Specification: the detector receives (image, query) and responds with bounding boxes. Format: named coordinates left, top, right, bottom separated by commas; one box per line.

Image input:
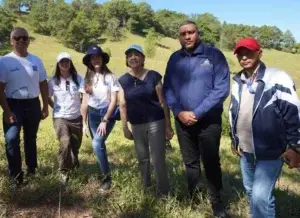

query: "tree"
left=106, top=17, right=124, bottom=41
left=2, top=0, right=21, bottom=12
left=47, top=0, right=75, bottom=39
left=27, top=0, right=50, bottom=35
left=282, top=30, right=296, bottom=48
left=0, top=8, right=16, bottom=55
left=193, top=13, right=221, bottom=45
left=155, top=9, right=188, bottom=38
left=144, top=28, right=160, bottom=58
left=63, top=11, right=103, bottom=52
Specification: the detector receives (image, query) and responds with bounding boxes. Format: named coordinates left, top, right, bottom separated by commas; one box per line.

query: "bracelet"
left=102, top=119, right=108, bottom=123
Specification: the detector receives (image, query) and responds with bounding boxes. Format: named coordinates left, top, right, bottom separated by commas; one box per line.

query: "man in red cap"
left=229, top=37, right=300, bottom=218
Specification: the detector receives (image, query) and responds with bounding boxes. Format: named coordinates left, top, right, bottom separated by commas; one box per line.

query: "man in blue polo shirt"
left=163, top=20, right=230, bottom=217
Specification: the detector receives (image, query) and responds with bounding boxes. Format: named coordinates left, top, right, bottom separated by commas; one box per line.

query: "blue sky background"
left=3, top=0, right=299, bottom=42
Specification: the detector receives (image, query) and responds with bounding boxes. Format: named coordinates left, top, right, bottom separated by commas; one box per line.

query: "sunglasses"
left=12, top=36, right=29, bottom=41
left=66, top=80, right=70, bottom=91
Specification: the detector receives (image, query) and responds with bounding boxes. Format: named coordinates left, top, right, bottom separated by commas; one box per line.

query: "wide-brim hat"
left=82, top=45, right=110, bottom=66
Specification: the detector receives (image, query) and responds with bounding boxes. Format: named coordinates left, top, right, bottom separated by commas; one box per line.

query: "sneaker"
left=25, top=168, right=35, bottom=177
left=60, top=172, right=69, bottom=185
left=10, top=171, right=24, bottom=190
left=99, top=176, right=112, bottom=192
left=212, top=202, right=227, bottom=218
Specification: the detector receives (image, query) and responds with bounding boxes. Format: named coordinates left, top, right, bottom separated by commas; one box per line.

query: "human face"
left=236, top=47, right=262, bottom=70
left=10, top=29, right=30, bottom=53
left=90, top=54, right=103, bottom=70
left=58, top=58, right=71, bottom=75
left=179, top=24, right=199, bottom=50
left=126, top=50, right=145, bottom=69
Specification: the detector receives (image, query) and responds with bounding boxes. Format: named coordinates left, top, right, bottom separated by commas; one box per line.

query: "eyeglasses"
left=66, top=81, right=70, bottom=91
left=11, top=36, right=29, bottom=41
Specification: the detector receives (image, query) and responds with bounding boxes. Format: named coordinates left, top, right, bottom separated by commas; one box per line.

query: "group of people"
left=0, top=21, right=299, bottom=218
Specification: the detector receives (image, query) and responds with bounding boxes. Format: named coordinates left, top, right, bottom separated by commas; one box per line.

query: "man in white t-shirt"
left=0, top=27, right=49, bottom=187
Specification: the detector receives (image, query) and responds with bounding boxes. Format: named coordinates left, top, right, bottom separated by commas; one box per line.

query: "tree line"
left=1, top=0, right=300, bottom=55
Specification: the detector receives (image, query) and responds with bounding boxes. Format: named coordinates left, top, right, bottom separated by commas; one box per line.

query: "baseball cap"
left=125, top=44, right=144, bottom=56
left=234, top=38, right=261, bottom=54
left=57, top=52, right=72, bottom=63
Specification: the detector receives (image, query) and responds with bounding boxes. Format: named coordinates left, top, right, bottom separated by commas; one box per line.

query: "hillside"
left=0, top=23, right=299, bottom=217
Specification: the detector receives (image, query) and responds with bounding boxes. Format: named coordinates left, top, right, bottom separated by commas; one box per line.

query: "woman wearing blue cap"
left=118, top=44, right=173, bottom=197
left=48, top=52, right=83, bottom=184
left=80, top=45, right=119, bottom=192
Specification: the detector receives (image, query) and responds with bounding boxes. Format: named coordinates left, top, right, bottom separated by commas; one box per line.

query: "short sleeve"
left=78, top=75, right=86, bottom=93
left=152, top=70, right=162, bottom=85
left=38, top=58, right=47, bottom=82
left=48, top=78, right=54, bottom=97
left=0, top=58, right=7, bottom=83
left=110, top=74, right=119, bottom=92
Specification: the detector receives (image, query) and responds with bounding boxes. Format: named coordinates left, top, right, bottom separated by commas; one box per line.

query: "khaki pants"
left=53, top=116, right=83, bottom=172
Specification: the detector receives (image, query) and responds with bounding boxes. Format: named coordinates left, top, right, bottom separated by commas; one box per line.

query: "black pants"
left=175, top=109, right=223, bottom=204
left=3, top=98, right=41, bottom=178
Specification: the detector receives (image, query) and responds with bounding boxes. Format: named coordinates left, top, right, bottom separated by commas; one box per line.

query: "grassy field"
left=0, top=22, right=300, bottom=218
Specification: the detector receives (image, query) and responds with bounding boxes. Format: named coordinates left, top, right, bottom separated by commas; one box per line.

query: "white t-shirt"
left=48, top=75, right=83, bottom=120
left=0, top=52, right=47, bottom=99
left=79, top=73, right=119, bottom=109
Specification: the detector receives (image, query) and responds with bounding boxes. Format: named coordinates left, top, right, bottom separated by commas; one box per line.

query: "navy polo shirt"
left=118, top=70, right=165, bottom=124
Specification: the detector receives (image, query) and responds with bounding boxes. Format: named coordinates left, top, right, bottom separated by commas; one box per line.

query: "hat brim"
left=83, top=52, right=110, bottom=66
left=125, top=48, right=144, bottom=56
left=234, top=45, right=259, bottom=54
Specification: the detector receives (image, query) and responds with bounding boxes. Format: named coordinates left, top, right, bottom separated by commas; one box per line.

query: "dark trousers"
left=175, top=109, right=223, bottom=204
left=53, top=116, right=83, bottom=172
left=3, top=98, right=41, bottom=178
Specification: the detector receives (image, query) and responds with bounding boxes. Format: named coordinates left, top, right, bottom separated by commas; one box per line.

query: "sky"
left=95, top=0, right=300, bottom=42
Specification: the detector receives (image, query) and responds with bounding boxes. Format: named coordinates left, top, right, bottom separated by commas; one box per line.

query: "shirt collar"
left=179, top=41, right=204, bottom=56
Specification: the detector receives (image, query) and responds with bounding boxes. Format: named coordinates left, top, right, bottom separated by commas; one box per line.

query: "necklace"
left=131, top=69, right=146, bottom=88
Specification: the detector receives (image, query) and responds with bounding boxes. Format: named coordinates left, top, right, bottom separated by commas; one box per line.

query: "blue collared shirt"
left=163, top=42, right=230, bottom=119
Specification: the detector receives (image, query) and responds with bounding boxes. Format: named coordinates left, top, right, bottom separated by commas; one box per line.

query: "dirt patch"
left=5, top=205, right=92, bottom=218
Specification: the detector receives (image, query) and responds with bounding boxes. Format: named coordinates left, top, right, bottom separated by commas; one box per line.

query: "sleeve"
left=276, top=73, right=300, bottom=150
left=0, top=59, right=7, bottom=83
left=193, top=49, right=230, bottom=119
left=110, top=73, right=119, bottom=92
left=78, top=76, right=86, bottom=94
left=162, top=55, right=182, bottom=117
left=152, top=70, right=162, bottom=85
left=38, top=58, right=48, bottom=82
left=48, top=79, right=54, bottom=97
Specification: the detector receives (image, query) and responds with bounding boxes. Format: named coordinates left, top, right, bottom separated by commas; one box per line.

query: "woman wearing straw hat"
left=48, top=52, right=83, bottom=184
left=80, top=45, right=119, bottom=192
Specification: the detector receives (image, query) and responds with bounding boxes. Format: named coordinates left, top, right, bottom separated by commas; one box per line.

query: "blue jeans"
left=240, top=152, right=283, bottom=218
left=3, top=98, right=41, bottom=178
left=88, top=106, right=115, bottom=176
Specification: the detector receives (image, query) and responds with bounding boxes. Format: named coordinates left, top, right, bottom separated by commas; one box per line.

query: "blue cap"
left=125, top=44, right=144, bottom=56
left=82, top=45, right=110, bottom=66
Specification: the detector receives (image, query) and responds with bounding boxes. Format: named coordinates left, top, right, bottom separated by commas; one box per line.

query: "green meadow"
left=0, top=23, right=300, bottom=218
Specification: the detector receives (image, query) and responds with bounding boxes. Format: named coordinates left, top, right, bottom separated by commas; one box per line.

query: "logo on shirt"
left=72, top=86, right=78, bottom=91
left=32, top=65, right=38, bottom=71
left=9, top=67, right=20, bottom=72
left=200, top=59, right=212, bottom=67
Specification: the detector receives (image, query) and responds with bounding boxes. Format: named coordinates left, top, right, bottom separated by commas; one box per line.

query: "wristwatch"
left=102, top=119, right=108, bottom=123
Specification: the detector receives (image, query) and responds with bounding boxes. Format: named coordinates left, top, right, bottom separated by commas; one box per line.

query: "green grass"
left=0, top=21, right=300, bottom=217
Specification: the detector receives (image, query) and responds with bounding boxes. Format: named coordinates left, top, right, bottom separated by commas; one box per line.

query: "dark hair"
left=54, top=61, right=79, bottom=87
left=10, top=27, right=29, bottom=38
left=84, top=57, right=112, bottom=94
left=179, top=20, right=200, bottom=34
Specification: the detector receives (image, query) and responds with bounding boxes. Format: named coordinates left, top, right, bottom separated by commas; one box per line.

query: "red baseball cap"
left=234, top=37, right=261, bottom=54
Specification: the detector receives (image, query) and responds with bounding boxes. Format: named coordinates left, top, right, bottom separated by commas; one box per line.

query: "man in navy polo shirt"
left=163, top=20, right=230, bottom=217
